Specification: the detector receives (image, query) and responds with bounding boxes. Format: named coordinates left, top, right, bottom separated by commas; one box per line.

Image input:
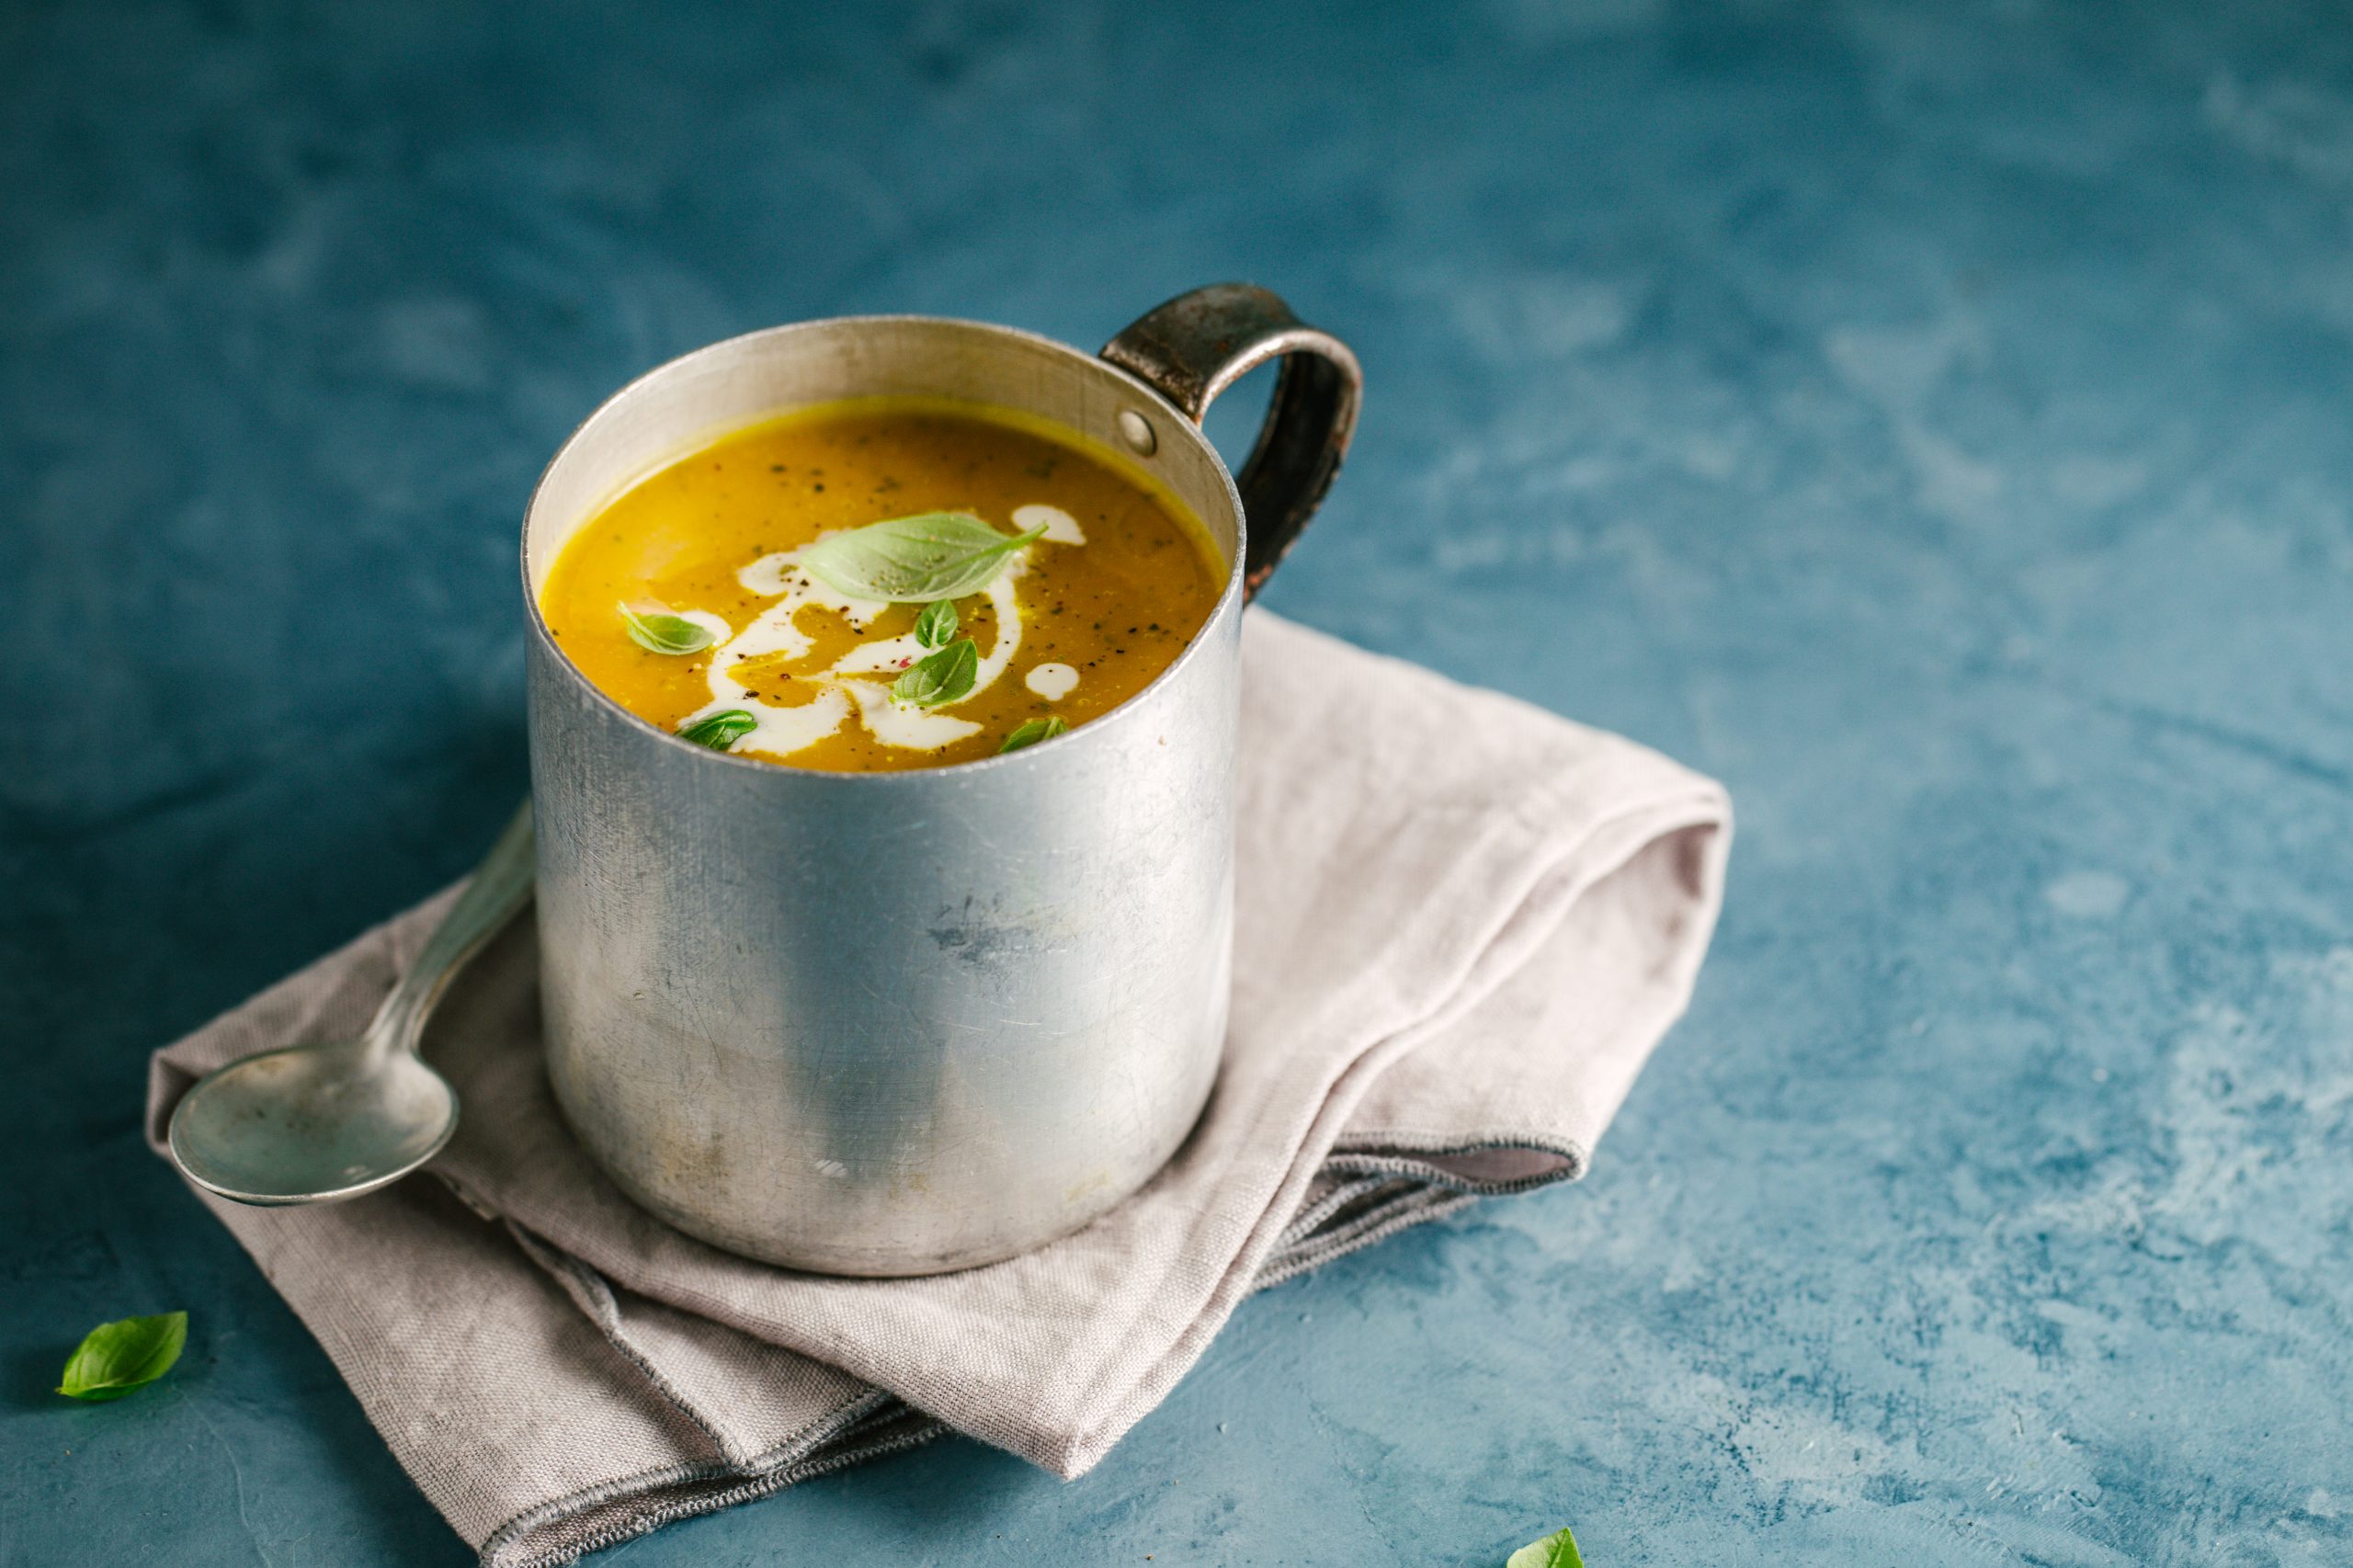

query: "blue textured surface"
left=6, top=1, right=2351, bottom=1562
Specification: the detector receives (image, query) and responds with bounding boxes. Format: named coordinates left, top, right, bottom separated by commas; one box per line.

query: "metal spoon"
left=168, top=803, right=535, bottom=1206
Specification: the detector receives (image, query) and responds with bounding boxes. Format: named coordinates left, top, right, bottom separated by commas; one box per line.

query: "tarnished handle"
left=1101, top=283, right=1361, bottom=597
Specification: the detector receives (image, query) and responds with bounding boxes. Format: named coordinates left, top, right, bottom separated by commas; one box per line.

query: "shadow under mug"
left=521, top=284, right=1360, bottom=1275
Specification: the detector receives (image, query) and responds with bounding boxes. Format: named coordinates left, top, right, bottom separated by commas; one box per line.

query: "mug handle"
left=1101, top=283, right=1362, bottom=598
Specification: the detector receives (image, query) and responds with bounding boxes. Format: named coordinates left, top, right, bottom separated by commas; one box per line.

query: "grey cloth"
left=145, top=611, right=1732, bottom=1566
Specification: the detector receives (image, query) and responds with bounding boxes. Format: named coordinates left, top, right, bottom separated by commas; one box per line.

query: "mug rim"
left=518, top=312, right=1249, bottom=785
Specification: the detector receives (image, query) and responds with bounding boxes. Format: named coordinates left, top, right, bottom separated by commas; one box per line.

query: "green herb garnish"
left=914, top=597, right=960, bottom=649
left=1506, top=1528, right=1584, bottom=1568
left=618, top=602, right=717, bottom=656
left=58, top=1312, right=187, bottom=1402
left=892, top=638, right=979, bottom=708
left=800, top=513, right=1046, bottom=603
left=677, top=710, right=756, bottom=750
left=998, top=716, right=1069, bottom=753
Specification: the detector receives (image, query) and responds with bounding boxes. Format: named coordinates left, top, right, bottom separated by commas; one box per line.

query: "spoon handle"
left=366, top=801, right=537, bottom=1056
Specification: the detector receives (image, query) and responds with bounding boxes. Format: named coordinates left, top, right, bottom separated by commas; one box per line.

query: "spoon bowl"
left=165, top=804, right=535, bottom=1207
left=169, top=1040, right=460, bottom=1205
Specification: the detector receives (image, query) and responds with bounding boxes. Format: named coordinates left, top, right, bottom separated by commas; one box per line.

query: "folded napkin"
left=146, top=610, right=1730, bottom=1566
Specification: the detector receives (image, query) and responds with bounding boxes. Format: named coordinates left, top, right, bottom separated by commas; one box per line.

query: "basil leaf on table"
left=677, top=710, right=757, bottom=750
left=617, top=603, right=717, bottom=655
left=1506, top=1528, right=1585, bottom=1568
left=998, top=716, right=1069, bottom=753
left=801, top=513, right=1046, bottom=603
left=58, top=1312, right=187, bottom=1401
left=892, top=638, right=979, bottom=708
left=914, top=597, right=960, bottom=649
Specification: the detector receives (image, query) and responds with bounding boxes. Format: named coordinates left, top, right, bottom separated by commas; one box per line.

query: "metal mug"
left=521, top=284, right=1360, bottom=1275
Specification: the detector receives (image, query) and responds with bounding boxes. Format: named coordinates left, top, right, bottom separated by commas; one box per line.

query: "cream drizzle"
left=1026, top=662, right=1079, bottom=700
left=676, top=530, right=1049, bottom=759
left=1014, top=504, right=1085, bottom=544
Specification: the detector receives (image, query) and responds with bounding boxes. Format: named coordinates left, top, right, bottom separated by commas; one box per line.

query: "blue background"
left=6, top=1, right=2351, bottom=1562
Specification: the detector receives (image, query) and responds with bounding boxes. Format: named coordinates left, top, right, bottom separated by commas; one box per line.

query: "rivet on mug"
left=1117, top=408, right=1157, bottom=455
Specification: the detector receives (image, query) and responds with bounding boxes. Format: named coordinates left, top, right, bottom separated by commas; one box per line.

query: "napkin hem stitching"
left=476, top=1388, right=935, bottom=1568
left=1322, top=1135, right=1591, bottom=1195
left=1256, top=1187, right=1480, bottom=1290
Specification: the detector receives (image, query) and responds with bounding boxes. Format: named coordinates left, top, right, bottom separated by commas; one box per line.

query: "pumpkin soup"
left=539, top=397, right=1224, bottom=771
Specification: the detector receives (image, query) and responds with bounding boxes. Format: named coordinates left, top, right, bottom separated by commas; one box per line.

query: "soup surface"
left=540, top=398, right=1226, bottom=771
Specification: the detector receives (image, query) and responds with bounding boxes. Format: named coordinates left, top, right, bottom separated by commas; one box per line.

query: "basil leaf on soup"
left=58, top=1312, right=188, bottom=1402
left=677, top=710, right=756, bottom=750
left=914, top=597, right=960, bottom=649
left=999, top=716, right=1069, bottom=753
left=801, top=513, right=1047, bottom=603
left=1506, top=1528, right=1585, bottom=1568
left=617, top=602, right=717, bottom=656
left=893, top=637, right=979, bottom=708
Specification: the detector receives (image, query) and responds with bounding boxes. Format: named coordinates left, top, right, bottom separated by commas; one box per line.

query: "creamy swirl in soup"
left=539, top=398, right=1225, bottom=772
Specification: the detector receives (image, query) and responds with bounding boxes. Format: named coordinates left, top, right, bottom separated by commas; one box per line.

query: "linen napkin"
left=145, top=610, right=1731, bottom=1566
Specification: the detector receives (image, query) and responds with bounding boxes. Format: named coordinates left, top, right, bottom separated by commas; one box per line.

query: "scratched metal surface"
left=5, top=1, right=2350, bottom=1563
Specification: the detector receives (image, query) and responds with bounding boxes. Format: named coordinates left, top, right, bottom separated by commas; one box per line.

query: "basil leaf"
left=1506, top=1528, right=1584, bottom=1568
left=618, top=602, right=716, bottom=656
left=801, top=513, right=1047, bottom=603
left=892, top=637, right=979, bottom=707
left=58, top=1312, right=187, bottom=1402
left=914, top=597, right=959, bottom=649
left=998, top=716, right=1069, bottom=753
left=677, top=710, right=756, bottom=750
